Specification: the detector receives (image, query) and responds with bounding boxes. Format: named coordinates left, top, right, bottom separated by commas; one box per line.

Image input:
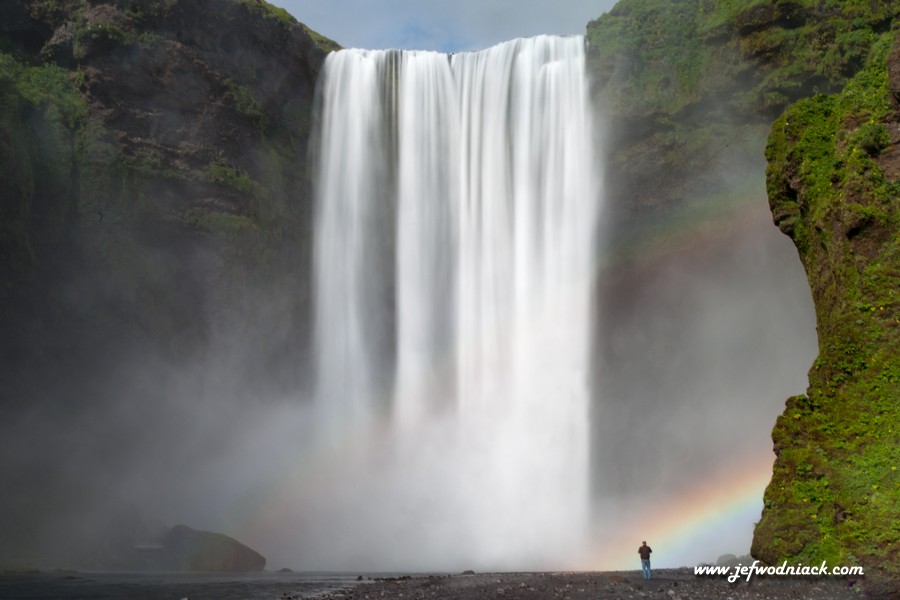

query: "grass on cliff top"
left=235, top=0, right=295, bottom=25
left=587, top=0, right=899, bottom=116
left=587, top=0, right=711, bottom=112
left=233, top=0, right=340, bottom=51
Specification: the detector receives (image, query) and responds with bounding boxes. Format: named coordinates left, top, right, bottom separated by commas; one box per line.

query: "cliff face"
left=158, top=524, right=266, bottom=571
left=752, top=33, right=899, bottom=577
left=587, top=0, right=896, bottom=227
left=1, top=0, right=335, bottom=402
left=2, top=0, right=897, bottom=577
left=0, top=0, right=335, bottom=568
left=585, top=0, right=898, bottom=576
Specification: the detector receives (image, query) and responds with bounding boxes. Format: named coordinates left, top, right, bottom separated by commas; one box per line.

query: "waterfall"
left=310, top=35, right=599, bottom=570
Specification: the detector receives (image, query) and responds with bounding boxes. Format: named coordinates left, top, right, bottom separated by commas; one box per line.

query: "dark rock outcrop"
left=159, top=524, right=266, bottom=572
left=108, top=523, right=266, bottom=572
left=0, top=0, right=335, bottom=568
left=1, top=0, right=336, bottom=401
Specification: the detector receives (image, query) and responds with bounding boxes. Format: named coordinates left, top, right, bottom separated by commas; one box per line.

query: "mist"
left=3, top=174, right=814, bottom=572
left=0, top=21, right=819, bottom=577
left=588, top=111, right=818, bottom=567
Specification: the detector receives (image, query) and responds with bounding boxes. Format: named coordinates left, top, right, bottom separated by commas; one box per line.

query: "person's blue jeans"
left=641, top=559, right=651, bottom=580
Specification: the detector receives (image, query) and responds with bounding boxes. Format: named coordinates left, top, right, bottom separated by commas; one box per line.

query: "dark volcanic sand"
left=315, top=569, right=896, bottom=600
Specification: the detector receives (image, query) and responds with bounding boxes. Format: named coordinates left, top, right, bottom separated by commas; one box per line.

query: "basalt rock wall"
left=2, top=0, right=898, bottom=577
left=0, top=0, right=335, bottom=568
left=1, top=0, right=336, bottom=407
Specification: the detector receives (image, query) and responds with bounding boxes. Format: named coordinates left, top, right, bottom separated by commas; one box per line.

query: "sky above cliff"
left=274, top=0, right=616, bottom=52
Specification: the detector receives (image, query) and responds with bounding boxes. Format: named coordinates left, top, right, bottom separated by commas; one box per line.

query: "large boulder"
left=159, top=524, right=266, bottom=572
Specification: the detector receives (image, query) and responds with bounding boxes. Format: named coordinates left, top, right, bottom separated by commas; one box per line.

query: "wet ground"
left=2, top=568, right=894, bottom=600
left=317, top=568, right=895, bottom=600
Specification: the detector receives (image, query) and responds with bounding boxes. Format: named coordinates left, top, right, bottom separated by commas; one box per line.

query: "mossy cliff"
left=1, top=0, right=336, bottom=404
left=585, top=0, right=898, bottom=578
left=751, top=34, right=900, bottom=577
left=587, top=0, right=896, bottom=227
left=0, top=0, right=335, bottom=567
left=2, top=0, right=898, bottom=577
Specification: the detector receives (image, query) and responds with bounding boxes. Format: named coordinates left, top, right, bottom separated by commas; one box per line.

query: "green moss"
left=121, top=145, right=187, bottom=182
left=203, top=158, right=261, bottom=197
left=3, top=55, right=86, bottom=126
left=235, top=0, right=296, bottom=26
left=0, top=51, right=86, bottom=299
left=589, top=0, right=900, bottom=119
left=122, top=0, right=179, bottom=23
left=753, top=31, right=900, bottom=577
left=223, top=79, right=267, bottom=130
left=587, top=0, right=714, bottom=113
left=696, top=0, right=768, bottom=35
left=27, top=0, right=85, bottom=28
left=73, top=22, right=127, bottom=60
left=302, top=25, right=341, bottom=53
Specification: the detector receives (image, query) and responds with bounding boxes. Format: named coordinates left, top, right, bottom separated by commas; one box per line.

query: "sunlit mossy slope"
left=753, top=34, right=899, bottom=577
left=587, top=0, right=899, bottom=577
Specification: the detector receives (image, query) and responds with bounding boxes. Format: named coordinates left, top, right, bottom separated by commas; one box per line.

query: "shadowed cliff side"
left=752, top=31, right=900, bottom=579
left=0, top=0, right=336, bottom=569
left=1, top=0, right=336, bottom=401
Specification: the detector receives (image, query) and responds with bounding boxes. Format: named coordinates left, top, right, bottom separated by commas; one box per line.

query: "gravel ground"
left=313, top=568, right=897, bottom=600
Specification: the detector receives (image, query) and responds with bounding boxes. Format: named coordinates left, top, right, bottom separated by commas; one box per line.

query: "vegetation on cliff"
left=587, top=0, right=898, bottom=228
left=0, top=0, right=336, bottom=568
left=753, top=32, right=899, bottom=577
left=586, top=1, right=899, bottom=577
left=589, top=0, right=894, bottom=116
left=2, top=0, right=897, bottom=578
left=1, top=0, right=336, bottom=395
left=0, top=51, right=84, bottom=301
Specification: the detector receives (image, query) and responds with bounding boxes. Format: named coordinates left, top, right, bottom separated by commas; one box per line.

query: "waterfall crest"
left=311, top=35, right=600, bottom=570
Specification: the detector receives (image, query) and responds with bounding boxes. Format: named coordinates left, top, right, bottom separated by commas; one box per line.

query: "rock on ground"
left=313, top=568, right=895, bottom=600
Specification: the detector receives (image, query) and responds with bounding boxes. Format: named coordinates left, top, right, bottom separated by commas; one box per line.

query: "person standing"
left=638, top=541, right=653, bottom=580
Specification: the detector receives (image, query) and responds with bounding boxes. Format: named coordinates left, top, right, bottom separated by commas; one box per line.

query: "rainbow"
left=234, top=424, right=776, bottom=571
left=584, top=453, right=775, bottom=571
left=221, top=172, right=788, bottom=572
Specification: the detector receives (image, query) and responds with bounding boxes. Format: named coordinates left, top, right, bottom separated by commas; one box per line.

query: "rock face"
left=1, top=0, right=336, bottom=404
left=100, top=523, right=266, bottom=572
left=586, top=1, right=898, bottom=577
left=0, top=0, right=334, bottom=568
left=1, top=0, right=898, bottom=579
left=159, top=524, right=266, bottom=572
left=586, top=0, right=896, bottom=228
left=752, top=32, right=900, bottom=578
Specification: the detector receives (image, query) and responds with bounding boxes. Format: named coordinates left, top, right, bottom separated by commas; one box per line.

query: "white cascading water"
left=310, top=35, right=599, bottom=570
